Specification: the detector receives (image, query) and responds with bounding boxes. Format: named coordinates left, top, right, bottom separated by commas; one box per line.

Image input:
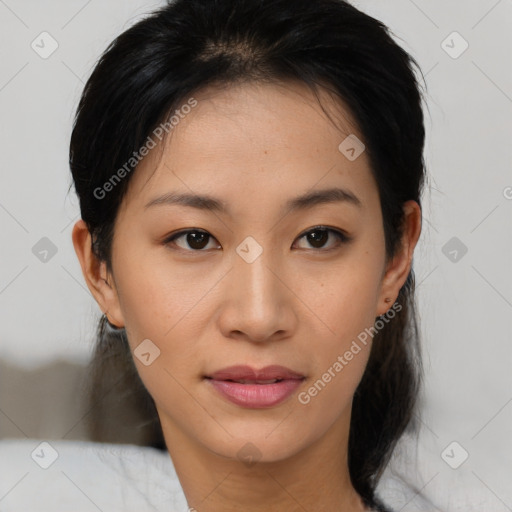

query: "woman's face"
left=94, top=81, right=415, bottom=462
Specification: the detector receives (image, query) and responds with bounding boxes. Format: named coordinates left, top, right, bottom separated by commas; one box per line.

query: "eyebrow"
left=144, top=187, right=362, bottom=215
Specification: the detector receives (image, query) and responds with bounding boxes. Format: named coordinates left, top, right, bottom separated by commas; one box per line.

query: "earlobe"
left=71, top=219, right=125, bottom=328
left=377, top=200, right=422, bottom=316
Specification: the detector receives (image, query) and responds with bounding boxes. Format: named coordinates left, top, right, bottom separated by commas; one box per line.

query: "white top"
left=0, top=434, right=506, bottom=511
left=0, top=439, right=189, bottom=512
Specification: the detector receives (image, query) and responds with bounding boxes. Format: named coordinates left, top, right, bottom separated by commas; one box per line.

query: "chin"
left=198, top=422, right=317, bottom=465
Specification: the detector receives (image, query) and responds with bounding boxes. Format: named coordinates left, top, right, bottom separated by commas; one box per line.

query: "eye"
left=163, top=226, right=350, bottom=253
left=164, top=229, right=220, bottom=251
left=294, top=226, right=350, bottom=251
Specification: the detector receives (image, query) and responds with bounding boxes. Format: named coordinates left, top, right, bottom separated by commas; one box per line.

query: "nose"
left=217, top=243, right=297, bottom=343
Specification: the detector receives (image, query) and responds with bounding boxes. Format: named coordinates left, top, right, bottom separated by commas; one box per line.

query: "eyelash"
left=163, top=226, right=351, bottom=253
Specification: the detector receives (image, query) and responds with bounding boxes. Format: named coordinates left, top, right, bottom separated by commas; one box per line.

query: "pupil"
left=308, top=229, right=327, bottom=248
left=188, top=232, right=208, bottom=249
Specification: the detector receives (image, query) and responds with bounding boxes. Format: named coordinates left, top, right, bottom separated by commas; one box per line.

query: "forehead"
left=167, top=80, right=361, bottom=157
left=120, top=80, right=376, bottom=215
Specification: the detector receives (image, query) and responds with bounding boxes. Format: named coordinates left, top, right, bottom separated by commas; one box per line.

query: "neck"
left=159, top=413, right=368, bottom=512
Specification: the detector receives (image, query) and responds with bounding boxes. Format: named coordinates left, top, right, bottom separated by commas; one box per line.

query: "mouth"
left=205, top=364, right=305, bottom=382
left=204, top=365, right=306, bottom=408
left=207, top=378, right=286, bottom=384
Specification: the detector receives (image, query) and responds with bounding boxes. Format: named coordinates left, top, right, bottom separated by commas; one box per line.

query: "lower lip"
left=207, top=379, right=304, bottom=408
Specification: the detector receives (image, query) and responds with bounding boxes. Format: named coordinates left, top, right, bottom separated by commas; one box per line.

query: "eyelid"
left=296, top=225, right=350, bottom=241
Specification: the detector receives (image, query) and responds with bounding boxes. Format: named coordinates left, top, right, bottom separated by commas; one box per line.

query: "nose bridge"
left=219, top=236, right=293, bottom=341
left=234, top=237, right=281, bottom=314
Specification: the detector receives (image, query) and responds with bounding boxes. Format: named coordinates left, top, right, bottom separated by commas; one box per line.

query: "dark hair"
left=69, top=0, right=427, bottom=509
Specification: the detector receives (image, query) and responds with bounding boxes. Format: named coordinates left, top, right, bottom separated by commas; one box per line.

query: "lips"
left=204, top=365, right=306, bottom=408
left=206, top=365, right=305, bottom=382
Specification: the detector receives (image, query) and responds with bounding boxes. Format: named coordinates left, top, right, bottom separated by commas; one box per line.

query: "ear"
left=71, top=219, right=125, bottom=328
left=376, top=200, right=422, bottom=317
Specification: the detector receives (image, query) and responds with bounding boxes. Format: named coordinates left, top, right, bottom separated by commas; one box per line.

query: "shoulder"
left=0, top=438, right=189, bottom=512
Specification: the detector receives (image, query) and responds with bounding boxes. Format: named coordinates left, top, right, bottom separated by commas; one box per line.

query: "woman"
left=70, top=0, right=426, bottom=510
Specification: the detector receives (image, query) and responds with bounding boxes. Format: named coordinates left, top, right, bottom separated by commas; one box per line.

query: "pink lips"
left=205, top=365, right=305, bottom=408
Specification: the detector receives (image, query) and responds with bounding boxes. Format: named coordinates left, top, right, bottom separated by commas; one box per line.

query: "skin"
left=73, top=80, right=422, bottom=512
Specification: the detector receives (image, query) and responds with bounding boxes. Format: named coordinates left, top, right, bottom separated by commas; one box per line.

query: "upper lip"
left=206, top=365, right=305, bottom=381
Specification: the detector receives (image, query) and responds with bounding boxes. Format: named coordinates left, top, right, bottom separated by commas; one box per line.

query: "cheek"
left=113, top=248, right=213, bottom=343
left=298, top=347, right=370, bottom=416
left=112, top=251, right=223, bottom=401
left=296, top=273, right=377, bottom=417
left=297, top=249, right=383, bottom=393
left=114, top=258, right=208, bottom=415
left=301, top=254, right=384, bottom=344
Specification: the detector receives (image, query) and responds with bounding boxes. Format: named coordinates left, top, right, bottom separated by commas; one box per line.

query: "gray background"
left=0, top=0, right=511, bottom=509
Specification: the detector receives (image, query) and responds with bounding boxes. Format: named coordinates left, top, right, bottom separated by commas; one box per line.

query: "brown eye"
left=294, top=227, right=350, bottom=251
left=164, top=230, right=220, bottom=251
